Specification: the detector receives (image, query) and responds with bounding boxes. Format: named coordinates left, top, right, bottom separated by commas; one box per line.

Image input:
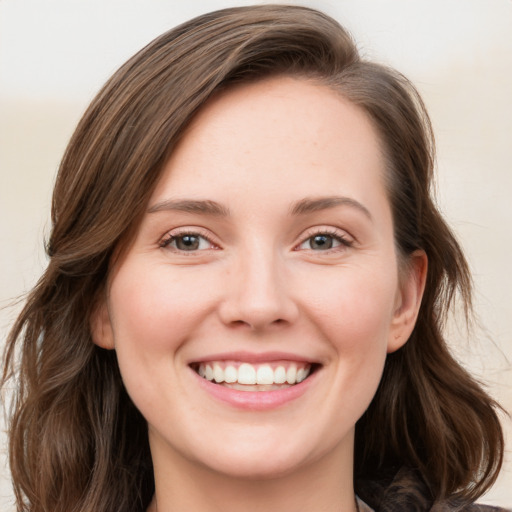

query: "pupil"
left=177, top=235, right=199, bottom=251
left=311, top=235, right=333, bottom=250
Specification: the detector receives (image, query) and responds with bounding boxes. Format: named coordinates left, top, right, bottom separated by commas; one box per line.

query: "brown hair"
left=2, top=5, right=504, bottom=512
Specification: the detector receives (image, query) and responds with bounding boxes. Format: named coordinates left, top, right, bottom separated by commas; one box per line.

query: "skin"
left=92, top=76, right=427, bottom=512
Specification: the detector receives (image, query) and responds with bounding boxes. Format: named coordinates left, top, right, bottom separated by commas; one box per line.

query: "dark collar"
left=355, top=467, right=510, bottom=512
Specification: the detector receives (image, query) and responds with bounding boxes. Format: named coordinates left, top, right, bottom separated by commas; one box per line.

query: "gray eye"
left=309, top=234, right=335, bottom=250
left=162, top=231, right=214, bottom=252
left=175, top=235, right=201, bottom=251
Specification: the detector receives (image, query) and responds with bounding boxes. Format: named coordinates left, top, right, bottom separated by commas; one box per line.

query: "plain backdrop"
left=1, top=0, right=511, bottom=509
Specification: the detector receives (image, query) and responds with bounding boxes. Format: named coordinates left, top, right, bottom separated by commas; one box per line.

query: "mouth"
left=190, top=361, right=317, bottom=392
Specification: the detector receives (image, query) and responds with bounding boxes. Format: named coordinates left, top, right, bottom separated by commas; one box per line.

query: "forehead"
left=151, top=76, right=387, bottom=209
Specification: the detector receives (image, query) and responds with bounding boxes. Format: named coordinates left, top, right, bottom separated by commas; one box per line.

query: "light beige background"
left=1, top=0, right=511, bottom=509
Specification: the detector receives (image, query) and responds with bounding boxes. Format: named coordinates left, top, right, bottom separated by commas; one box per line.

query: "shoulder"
left=355, top=467, right=510, bottom=512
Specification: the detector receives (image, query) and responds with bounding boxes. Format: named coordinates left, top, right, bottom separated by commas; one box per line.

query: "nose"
left=218, top=247, right=299, bottom=331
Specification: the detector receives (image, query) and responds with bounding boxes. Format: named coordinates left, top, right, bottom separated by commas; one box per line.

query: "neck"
left=148, top=439, right=357, bottom=512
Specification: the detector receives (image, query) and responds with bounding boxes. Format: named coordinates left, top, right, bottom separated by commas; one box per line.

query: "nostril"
left=230, top=319, right=252, bottom=328
left=217, top=273, right=300, bottom=329
left=227, top=318, right=288, bottom=330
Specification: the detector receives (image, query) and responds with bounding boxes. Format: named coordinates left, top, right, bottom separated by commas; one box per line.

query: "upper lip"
left=188, top=351, right=320, bottom=365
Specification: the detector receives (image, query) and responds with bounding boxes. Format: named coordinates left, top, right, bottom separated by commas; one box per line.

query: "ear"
left=388, top=250, right=428, bottom=353
left=90, top=294, right=115, bottom=350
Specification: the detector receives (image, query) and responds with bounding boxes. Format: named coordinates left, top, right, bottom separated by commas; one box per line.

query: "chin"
left=187, top=427, right=336, bottom=481
left=204, top=451, right=309, bottom=481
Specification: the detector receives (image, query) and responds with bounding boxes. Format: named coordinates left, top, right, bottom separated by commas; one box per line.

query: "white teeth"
left=196, top=362, right=312, bottom=387
left=238, top=363, right=257, bottom=384
left=224, top=365, right=237, bottom=383
left=256, top=365, right=274, bottom=385
left=213, top=363, right=224, bottom=383
left=274, top=366, right=287, bottom=384
left=286, top=366, right=297, bottom=384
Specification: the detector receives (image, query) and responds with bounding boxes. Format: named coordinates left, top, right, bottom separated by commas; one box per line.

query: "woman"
left=2, top=5, right=508, bottom=512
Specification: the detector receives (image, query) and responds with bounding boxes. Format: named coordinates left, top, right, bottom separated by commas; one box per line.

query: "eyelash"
left=159, top=228, right=353, bottom=254
left=159, top=229, right=217, bottom=253
left=295, top=228, right=354, bottom=253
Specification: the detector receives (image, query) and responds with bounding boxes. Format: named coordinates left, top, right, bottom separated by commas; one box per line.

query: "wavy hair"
left=2, top=5, right=504, bottom=512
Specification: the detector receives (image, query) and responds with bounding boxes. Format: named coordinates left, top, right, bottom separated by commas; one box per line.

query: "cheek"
left=106, top=261, right=221, bottom=415
left=322, top=277, right=394, bottom=420
left=300, top=263, right=397, bottom=411
left=303, top=263, right=398, bottom=354
left=109, top=262, right=218, bottom=353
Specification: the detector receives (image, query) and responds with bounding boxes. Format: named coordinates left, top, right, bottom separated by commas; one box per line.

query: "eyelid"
left=294, top=226, right=354, bottom=251
left=159, top=226, right=220, bottom=251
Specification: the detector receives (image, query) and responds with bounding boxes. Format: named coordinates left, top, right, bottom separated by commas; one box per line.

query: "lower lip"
left=192, top=369, right=316, bottom=411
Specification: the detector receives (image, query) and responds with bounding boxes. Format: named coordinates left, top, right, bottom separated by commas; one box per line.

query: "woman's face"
left=93, top=76, right=425, bottom=480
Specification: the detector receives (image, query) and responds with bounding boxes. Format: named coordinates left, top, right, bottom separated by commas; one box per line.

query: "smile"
left=192, top=361, right=313, bottom=391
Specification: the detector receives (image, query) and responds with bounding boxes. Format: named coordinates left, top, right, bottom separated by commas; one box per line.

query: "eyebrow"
left=147, top=199, right=230, bottom=216
left=290, top=196, right=373, bottom=220
left=147, top=195, right=371, bottom=220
